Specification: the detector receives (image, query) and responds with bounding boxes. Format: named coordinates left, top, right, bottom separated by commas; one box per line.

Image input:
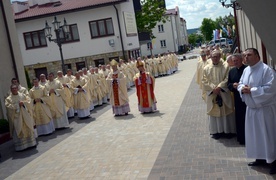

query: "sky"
left=166, top=0, right=233, bottom=29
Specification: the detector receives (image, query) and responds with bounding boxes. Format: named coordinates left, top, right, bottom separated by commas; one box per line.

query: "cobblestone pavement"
left=1, top=50, right=275, bottom=179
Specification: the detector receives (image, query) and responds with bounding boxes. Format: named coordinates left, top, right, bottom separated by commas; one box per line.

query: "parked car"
left=227, top=39, right=233, bottom=45
left=208, top=38, right=228, bottom=48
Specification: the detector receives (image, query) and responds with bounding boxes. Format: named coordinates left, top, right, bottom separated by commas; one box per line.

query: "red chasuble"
left=135, top=72, right=155, bottom=108
left=112, top=74, right=120, bottom=106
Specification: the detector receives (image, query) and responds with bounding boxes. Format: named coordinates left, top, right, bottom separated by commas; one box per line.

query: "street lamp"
left=219, top=0, right=241, bottom=9
left=44, top=16, right=70, bottom=75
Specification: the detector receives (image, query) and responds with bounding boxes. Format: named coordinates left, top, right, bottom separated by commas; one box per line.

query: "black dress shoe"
left=211, top=133, right=221, bottom=140
left=270, top=167, right=276, bottom=174
left=224, top=133, right=235, bottom=139
left=269, top=160, right=276, bottom=174
left=239, top=141, right=245, bottom=145
left=248, top=159, right=267, bottom=166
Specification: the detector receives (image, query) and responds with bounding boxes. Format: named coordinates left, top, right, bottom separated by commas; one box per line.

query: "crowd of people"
left=196, top=45, right=276, bottom=174
left=4, top=53, right=179, bottom=153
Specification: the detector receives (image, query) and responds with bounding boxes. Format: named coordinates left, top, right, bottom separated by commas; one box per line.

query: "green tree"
left=135, top=0, right=167, bottom=39
left=188, top=33, right=204, bottom=46
left=214, top=14, right=235, bottom=38
left=200, top=18, right=216, bottom=41
left=24, top=68, right=32, bottom=89
left=188, top=33, right=197, bottom=45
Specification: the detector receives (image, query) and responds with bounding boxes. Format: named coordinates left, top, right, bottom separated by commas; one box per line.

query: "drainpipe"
left=0, top=0, right=19, bottom=79
left=113, top=4, right=126, bottom=60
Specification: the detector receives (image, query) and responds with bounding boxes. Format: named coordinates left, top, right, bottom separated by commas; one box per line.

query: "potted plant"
left=0, top=119, right=9, bottom=134
left=0, top=119, right=10, bottom=145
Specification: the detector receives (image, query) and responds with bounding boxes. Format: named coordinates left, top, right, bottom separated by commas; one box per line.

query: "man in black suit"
left=227, top=53, right=247, bottom=145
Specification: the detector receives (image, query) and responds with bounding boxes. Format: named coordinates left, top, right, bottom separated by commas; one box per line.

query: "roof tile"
left=14, top=0, right=124, bottom=20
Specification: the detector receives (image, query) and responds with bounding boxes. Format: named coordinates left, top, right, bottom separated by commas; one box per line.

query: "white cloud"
left=166, top=0, right=233, bottom=29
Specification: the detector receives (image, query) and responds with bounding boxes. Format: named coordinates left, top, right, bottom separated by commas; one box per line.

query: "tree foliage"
left=200, top=14, right=236, bottom=42
left=24, top=68, right=32, bottom=89
left=214, top=15, right=235, bottom=29
left=188, top=33, right=204, bottom=46
left=188, top=34, right=197, bottom=45
left=135, top=0, right=167, bottom=39
left=200, top=18, right=215, bottom=42
left=214, top=15, right=235, bottom=38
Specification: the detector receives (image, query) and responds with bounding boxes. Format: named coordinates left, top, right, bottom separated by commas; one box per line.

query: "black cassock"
left=227, top=65, right=247, bottom=144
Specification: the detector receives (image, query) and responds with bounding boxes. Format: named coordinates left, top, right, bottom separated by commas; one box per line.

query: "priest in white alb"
left=238, top=48, right=276, bottom=174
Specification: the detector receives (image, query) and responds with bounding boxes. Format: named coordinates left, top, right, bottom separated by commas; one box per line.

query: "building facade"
left=140, top=6, right=188, bottom=57
left=0, top=0, right=27, bottom=119
left=234, top=0, right=276, bottom=69
left=13, top=0, right=140, bottom=79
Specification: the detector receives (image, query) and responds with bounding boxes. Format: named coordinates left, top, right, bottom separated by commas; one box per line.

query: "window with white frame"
left=89, top=18, right=114, bottom=38
left=147, top=42, right=152, bottom=50
left=23, top=30, right=47, bottom=49
left=158, top=24, right=164, bottom=32
left=160, top=40, right=166, bottom=48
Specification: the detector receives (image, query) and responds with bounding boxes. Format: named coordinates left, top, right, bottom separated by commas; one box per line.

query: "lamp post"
left=219, top=0, right=241, bottom=52
left=44, top=16, right=70, bottom=75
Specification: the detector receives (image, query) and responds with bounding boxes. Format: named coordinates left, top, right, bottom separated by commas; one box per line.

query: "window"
left=24, top=30, right=47, bottom=49
left=215, top=39, right=220, bottom=43
left=129, top=49, right=140, bottom=59
left=89, top=18, right=114, bottom=38
left=60, top=24, right=80, bottom=43
left=158, top=25, right=164, bottom=32
left=109, top=57, right=119, bottom=62
left=64, top=64, right=72, bottom=72
left=160, top=40, right=166, bottom=48
left=94, top=59, right=105, bottom=67
left=76, top=62, right=86, bottom=71
left=34, top=67, right=48, bottom=79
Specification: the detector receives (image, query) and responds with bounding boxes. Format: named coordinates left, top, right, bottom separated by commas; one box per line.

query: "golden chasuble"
left=29, top=86, right=52, bottom=125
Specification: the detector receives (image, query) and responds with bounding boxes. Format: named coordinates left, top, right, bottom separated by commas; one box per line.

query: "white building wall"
left=0, top=0, right=26, bottom=119
left=236, top=9, right=274, bottom=67
left=140, top=6, right=188, bottom=58
left=116, top=2, right=140, bottom=51
left=180, top=19, right=188, bottom=45
left=236, top=0, right=276, bottom=68
left=237, top=10, right=263, bottom=58
left=140, top=43, right=150, bottom=58
left=140, top=13, right=183, bottom=57
left=174, top=7, right=181, bottom=48
left=183, top=21, right=188, bottom=44
left=179, top=21, right=184, bottom=45
left=16, top=1, right=139, bottom=66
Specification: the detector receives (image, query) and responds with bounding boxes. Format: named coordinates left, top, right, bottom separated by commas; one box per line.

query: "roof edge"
left=14, top=0, right=127, bottom=23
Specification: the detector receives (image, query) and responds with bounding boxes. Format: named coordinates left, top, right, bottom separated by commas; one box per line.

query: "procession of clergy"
left=4, top=53, right=179, bottom=152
